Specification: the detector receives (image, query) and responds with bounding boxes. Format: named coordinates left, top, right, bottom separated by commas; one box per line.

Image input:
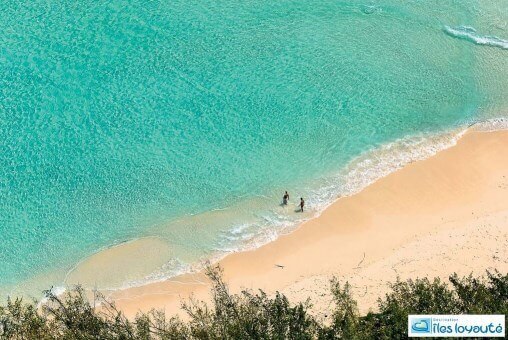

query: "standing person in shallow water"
left=300, top=197, right=305, bottom=212
left=283, top=191, right=289, bottom=205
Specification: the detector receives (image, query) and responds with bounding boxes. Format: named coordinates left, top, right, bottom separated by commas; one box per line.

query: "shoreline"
left=103, top=128, right=508, bottom=319
left=62, top=124, right=475, bottom=294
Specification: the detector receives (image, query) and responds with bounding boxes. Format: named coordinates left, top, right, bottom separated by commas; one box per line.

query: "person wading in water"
left=282, top=191, right=289, bottom=205
left=299, top=197, right=305, bottom=212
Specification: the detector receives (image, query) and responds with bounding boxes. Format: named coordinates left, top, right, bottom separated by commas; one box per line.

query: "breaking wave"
left=444, top=25, right=508, bottom=50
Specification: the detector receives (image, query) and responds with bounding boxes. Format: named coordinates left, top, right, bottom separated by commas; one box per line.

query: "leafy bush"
left=0, top=267, right=506, bottom=339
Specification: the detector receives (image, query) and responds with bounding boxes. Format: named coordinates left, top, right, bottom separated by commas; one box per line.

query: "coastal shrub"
left=181, top=266, right=319, bottom=339
left=0, top=268, right=506, bottom=339
left=319, top=279, right=360, bottom=339
left=0, top=297, right=54, bottom=339
left=449, top=271, right=508, bottom=314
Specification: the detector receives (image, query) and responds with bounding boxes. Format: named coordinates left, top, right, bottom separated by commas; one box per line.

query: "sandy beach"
left=87, top=129, right=508, bottom=319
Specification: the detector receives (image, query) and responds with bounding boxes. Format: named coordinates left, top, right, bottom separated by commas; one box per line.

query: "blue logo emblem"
left=411, top=318, right=431, bottom=333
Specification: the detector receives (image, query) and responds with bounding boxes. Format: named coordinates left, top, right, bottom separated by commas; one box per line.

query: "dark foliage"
left=0, top=268, right=506, bottom=339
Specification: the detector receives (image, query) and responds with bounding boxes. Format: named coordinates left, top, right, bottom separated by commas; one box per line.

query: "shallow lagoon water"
left=1, top=0, right=507, bottom=296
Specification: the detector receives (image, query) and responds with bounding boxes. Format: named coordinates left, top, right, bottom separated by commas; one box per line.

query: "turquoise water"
left=1, top=0, right=507, bottom=296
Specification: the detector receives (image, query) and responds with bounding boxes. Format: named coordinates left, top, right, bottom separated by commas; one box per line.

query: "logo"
left=408, top=315, right=505, bottom=337
left=411, top=318, right=431, bottom=333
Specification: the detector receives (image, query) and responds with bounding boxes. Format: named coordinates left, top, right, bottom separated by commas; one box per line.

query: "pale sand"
left=100, top=129, right=508, bottom=319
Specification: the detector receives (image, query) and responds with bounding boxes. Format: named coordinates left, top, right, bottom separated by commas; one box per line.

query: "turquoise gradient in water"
left=1, top=0, right=507, bottom=295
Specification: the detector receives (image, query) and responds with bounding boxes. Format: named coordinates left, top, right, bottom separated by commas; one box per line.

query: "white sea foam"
left=444, top=25, right=508, bottom=50
left=324, top=129, right=468, bottom=198
left=230, top=223, right=249, bottom=235
left=472, top=117, right=508, bottom=131
left=118, top=257, right=191, bottom=290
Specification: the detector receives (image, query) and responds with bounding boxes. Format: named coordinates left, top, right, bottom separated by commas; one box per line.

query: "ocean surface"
left=1, top=0, right=507, bottom=297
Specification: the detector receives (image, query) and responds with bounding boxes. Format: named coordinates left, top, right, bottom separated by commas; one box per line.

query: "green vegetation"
left=1, top=267, right=506, bottom=339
